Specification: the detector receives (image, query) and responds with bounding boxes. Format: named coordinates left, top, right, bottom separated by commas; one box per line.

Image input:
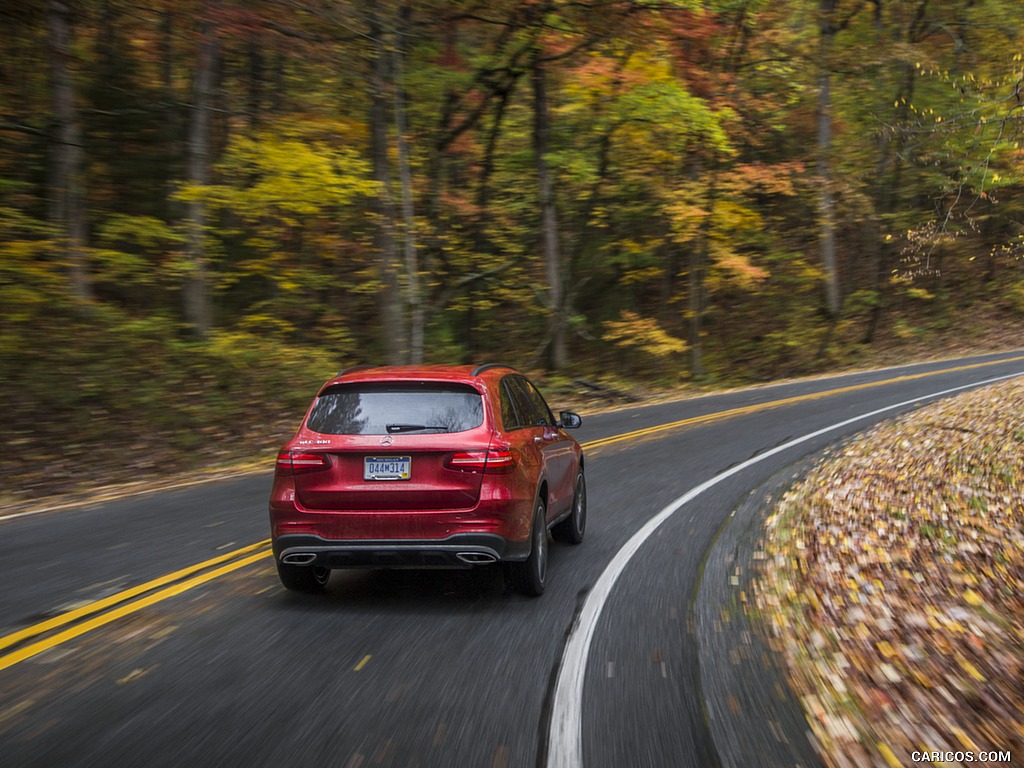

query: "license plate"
left=363, top=456, right=411, bottom=481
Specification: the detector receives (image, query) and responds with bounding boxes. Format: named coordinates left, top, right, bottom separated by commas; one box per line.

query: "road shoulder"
left=696, top=459, right=823, bottom=768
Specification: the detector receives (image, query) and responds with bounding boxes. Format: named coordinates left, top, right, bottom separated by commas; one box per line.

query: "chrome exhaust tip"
left=456, top=552, right=498, bottom=565
left=282, top=553, right=317, bottom=566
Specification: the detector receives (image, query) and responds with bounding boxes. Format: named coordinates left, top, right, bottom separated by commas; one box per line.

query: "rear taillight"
left=275, top=451, right=330, bottom=475
left=447, top=448, right=516, bottom=474
left=482, top=449, right=515, bottom=472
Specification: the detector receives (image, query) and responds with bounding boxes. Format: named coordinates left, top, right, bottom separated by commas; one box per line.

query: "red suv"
left=269, top=364, right=585, bottom=596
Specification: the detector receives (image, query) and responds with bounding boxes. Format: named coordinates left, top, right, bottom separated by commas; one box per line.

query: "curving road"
left=2, top=350, right=1023, bottom=768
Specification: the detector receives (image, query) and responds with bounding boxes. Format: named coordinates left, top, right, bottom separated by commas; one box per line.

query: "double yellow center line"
left=1, top=353, right=1022, bottom=672
left=0, top=540, right=271, bottom=672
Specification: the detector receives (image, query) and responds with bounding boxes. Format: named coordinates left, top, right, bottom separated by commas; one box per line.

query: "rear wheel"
left=553, top=468, right=586, bottom=545
left=513, top=500, right=548, bottom=597
left=276, top=561, right=330, bottom=593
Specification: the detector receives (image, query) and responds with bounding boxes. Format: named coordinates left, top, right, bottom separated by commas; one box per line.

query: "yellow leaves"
left=952, top=726, right=978, bottom=752
left=713, top=199, right=763, bottom=233
left=664, top=192, right=711, bottom=242
left=601, top=310, right=687, bottom=357
left=956, top=656, right=986, bottom=682
left=877, top=742, right=902, bottom=768
left=911, top=668, right=933, bottom=688
left=179, top=124, right=375, bottom=232
left=621, top=266, right=663, bottom=285
left=614, top=239, right=665, bottom=286
left=116, top=668, right=149, bottom=685
left=726, top=162, right=803, bottom=197
left=712, top=250, right=769, bottom=288
left=663, top=189, right=769, bottom=289
left=962, top=589, right=984, bottom=607
left=235, top=314, right=296, bottom=336
left=0, top=209, right=72, bottom=323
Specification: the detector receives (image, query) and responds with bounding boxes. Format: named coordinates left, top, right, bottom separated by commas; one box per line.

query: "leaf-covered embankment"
left=756, top=378, right=1024, bottom=767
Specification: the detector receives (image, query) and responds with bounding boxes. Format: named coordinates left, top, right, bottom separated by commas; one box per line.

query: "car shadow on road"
left=265, top=564, right=551, bottom=616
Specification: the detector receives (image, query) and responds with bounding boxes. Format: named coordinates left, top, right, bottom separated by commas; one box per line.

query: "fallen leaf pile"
left=755, top=377, right=1024, bottom=767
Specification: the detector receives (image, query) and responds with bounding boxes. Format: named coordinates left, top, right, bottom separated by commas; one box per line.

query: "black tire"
left=276, top=561, right=330, bottom=593
left=553, top=468, right=586, bottom=545
left=513, top=499, right=548, bottom=597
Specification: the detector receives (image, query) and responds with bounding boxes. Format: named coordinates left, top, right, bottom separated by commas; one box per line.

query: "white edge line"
left=0, top=510, right=42, bottom=522
left=546, top=371, right=1024, bottom=768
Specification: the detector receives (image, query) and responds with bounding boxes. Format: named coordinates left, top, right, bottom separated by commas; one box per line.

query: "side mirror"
left=558, top=411, right=582, bottom=429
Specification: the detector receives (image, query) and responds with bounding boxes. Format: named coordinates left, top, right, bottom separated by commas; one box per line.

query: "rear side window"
left=499, top=377, right=520, bottom=430
left=506, top=376, right=553, bottom=428
left=307, top=383, right=484, bottom=435
left=520, top=378, right=555, bottom=426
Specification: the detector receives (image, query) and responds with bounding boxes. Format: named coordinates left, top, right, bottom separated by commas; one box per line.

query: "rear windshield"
left=306, top=383, right=484, bottom=435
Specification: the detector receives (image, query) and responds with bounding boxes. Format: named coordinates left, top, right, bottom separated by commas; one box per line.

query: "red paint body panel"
left=269, top=365, right=583, bottom=564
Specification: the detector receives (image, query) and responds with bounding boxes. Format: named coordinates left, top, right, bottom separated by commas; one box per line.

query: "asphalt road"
left=2, top=350, right=1023, bottom=768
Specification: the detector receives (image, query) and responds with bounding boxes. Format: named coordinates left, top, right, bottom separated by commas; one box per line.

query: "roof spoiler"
left=335, top=363, right=517, bottom=377
left=471, top=363, right=517, bottom=376
left=335, top=364, right=378, bottom=377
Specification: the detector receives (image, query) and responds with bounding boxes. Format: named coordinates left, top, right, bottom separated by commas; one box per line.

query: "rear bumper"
left=273, top=533, right=531, bottom=569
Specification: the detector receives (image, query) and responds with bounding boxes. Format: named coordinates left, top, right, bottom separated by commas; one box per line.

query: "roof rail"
left=471, top=363, right=516, bottom=376
left=336, top=364, right=378, bottom=377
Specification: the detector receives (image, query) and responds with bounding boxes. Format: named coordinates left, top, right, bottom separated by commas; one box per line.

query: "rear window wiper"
left=385, top=423, right=451, bottom=433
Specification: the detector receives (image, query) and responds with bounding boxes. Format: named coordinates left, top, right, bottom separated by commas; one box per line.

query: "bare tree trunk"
left=818, top=0, right=841, bottom=319
left=476, top=89, right=511, bottom=216
left=367, top=1, right=405, bottom=365
left=248, top=37, right=264, bottom=128
left=184, top=12, right=217, bottom=337
left=271, top=42, right=285, bottom=114
left=532, top=56, right=567, bottom=371
left=866, top=6, right=918, bottom=343
left=688, top=244, right=705, bottom=378
left=160, top=7, right=173, bottom=93
left=158, top=7, right=178, bottom=217
left=680, top=153, right=715, bottom=378
left=48, top=0, right=91, bottom=305
left=394, top=6, right=422, bottom=364
left=689, top=165, right=715, bottom=379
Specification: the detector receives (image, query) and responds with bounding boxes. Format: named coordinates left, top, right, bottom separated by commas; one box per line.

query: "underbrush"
left=0, top=302, right=336, bottom=507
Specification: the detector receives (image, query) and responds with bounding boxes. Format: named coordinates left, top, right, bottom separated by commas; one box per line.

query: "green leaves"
left=616, top=78, right=733, bottom=155
left=91, top=215, right=185, bottom=287
left=0, top=208, right=64, bottom=328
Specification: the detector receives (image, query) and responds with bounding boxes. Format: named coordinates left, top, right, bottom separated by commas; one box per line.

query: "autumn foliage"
left=1, top=0, right=1023, bottom=497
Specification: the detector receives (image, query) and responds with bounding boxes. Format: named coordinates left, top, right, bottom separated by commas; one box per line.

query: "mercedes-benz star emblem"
left=380, top=435, right=394, bottom=447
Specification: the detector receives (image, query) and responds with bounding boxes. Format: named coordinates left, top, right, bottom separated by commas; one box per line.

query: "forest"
left=1, top=0, right=1022, bottom=499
